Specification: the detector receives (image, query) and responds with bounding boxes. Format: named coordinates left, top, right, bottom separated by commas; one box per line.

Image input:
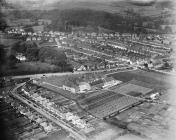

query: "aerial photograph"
left=0, top=0, right=176, bottom=140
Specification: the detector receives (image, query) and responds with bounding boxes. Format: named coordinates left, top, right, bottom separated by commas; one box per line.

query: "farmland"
left=79, top=90, right=141, bottom=119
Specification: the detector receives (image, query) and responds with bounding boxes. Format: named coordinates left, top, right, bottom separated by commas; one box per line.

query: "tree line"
left=11, top=41, right=73, bottom=72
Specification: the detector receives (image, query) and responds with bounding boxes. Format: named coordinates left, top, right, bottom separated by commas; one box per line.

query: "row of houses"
left=21, top=87, right=89, bottom=129
left=19, top=104, right=57, bottom=134
left=6, top=96, right=49, bottom=139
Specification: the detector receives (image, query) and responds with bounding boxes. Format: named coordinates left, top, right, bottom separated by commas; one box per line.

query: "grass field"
left=111, top=83, right=152, bottom=96
left=0, top=38, right=20, bottom=48
left=108, top=69, right=173, bottom=89
left=2, top=62, right=60, bottom=76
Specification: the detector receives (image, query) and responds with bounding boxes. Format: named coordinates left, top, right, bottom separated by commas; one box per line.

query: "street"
left=10, top=85, right=87, bottom=140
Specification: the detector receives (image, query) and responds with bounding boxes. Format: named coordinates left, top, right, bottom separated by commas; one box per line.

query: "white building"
left=16, top=53, right=26, bottom=61
left=26, top=37, right=31, bottom=41
left=102, top=77, right=122, bottom=89
left=63, top=82, right=91, bottom=93
left=63, top=85, right=78, bottom=93
left=79, top=82, right=91, bottom=93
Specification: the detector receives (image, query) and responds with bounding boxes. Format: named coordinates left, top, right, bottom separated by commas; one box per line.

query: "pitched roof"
left=70, top=61, right=83, bottom=69
left=90, top=79, right=104, bottom=86
left=103, top=77, right=115, bottom=83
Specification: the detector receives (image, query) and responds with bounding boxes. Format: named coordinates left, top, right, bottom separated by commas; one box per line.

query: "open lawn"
left=108, top=69, right=173, bottom=89
left=110, top=83, right=152, bottom=96
left=15, top=62, right=59, bottom=72
left=2, top=62, right=60, bottom=76
left=0, top=38, right=20, bottom=47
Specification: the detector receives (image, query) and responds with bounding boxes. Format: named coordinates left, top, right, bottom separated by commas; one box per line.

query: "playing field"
left=108, top=69, right=173, bottom=89
left=110, top=83, right=153, bottom=96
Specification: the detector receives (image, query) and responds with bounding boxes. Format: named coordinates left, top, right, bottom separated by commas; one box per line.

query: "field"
left=16, top=62, right=59, bottom=71
left=79, top=90, right=141, bottom=119
left=108, top=69, right=173, bottom=89
left=110, top=83, right=153, bottom=96
left=0, top=38, right=19, bottom=47
left=129, top=79, right=161, bottom=90
left=2, top=62, right=60, bottom=76
left=88, top=95, right=140, bottom=119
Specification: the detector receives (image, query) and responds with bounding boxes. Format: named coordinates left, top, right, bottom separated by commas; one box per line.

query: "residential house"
left=71, top=61, right=86, bottom=71
left=27, top=32, right=32, bottom=35
left=16, top=53, right=26, bottom=61
left=77, top=65, right=86, bottom=71
left=37, top=37, right=42, bottom=41
left=49, top=38, right=54, bottom=42
left=32, top=37, right=37, bottom=41
left=26, top=37, right=31, bottom=41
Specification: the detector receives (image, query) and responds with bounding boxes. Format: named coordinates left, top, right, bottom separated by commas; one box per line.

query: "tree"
left=0, top=10, right=8, bottom=31
left=12, top=41, right=39, bottom=61
left=24, top=42, right=39, bottom=61
left=164, top=26, right=172, bottom=33
left=26, top=47, right=39, bottom=61
left=0, top=47, right=7, bottom=72
left=38, top=47, right=67, bottom=66
left=8, top=54, right=19, bottom=69
left=12, top=41, right=27, bottom=54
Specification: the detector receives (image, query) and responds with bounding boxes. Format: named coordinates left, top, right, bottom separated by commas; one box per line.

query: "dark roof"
left=40, top=42, right=57, bottom=47
left=103, top=77, right=115, bottom=83
left=90, top=79, right=104, bottom=86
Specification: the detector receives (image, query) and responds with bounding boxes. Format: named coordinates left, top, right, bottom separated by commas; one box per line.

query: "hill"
left=3, top=0, right=175, bottom=33
left=6, top=0, right=174, bottom=16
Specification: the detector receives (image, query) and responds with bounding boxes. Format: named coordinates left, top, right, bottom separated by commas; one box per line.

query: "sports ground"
left=108, top=69, right=173, bottom=90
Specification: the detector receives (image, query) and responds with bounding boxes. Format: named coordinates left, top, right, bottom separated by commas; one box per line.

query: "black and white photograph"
left=0, top=0, right=176, bottom=140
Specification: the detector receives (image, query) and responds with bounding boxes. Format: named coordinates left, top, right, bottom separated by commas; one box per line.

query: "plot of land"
left=0, top=38, right=20, bottom=47
left=109, top=69, right=172, bottom=89
left=88, top=95, right=140, bottom=119
left=3, top=62, right=59, bottom=76
left=79, top=90, right=141, bottom=119
left=110, top=83, right=153, bottom=96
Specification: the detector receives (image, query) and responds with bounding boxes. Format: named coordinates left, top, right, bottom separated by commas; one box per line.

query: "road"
left=129, top=40, right=170, bottom=50
left=10, top=84, right=87, bottom=140
left=9, top=67, right=135, bottom=79
left=150, top=68, right=176, bottom=76
left=56, top=39, right=130, bottom=63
